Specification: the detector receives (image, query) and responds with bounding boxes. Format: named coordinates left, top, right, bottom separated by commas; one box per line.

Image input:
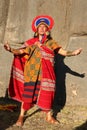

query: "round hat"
left=32, top=15, right=54, bottom=32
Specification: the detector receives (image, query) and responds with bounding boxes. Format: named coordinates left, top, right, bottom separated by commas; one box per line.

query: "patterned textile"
left=32, top=15, right=54, bottom=32
left=22, top=40, right=61, bottom=110
left=8, top=37, right=61, bottom=110
left=8, top=55, right=25, bottom=101
left=37, top=44, right=56, bottom=110
left=8, top=38, right=38, bottom=102
left=23, top=46, right=41, bottom=82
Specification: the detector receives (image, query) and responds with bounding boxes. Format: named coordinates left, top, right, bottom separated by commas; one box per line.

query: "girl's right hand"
left=4, top=42, right=11, bottom=51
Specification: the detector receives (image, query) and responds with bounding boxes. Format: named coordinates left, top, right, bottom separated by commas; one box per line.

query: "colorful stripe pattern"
left=8, top=38, right=61, bottom=111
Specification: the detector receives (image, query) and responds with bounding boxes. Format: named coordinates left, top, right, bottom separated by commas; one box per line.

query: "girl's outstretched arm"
left=58, top=47, right=82, bottom=57
left=4, top=42, right=25, bottom=55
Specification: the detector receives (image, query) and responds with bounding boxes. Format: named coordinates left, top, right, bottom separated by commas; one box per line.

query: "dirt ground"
left=0, top=97, right=87, bottom=130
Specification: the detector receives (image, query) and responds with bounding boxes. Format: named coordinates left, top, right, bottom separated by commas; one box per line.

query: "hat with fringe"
left=32, top=15, right=54, bottom=32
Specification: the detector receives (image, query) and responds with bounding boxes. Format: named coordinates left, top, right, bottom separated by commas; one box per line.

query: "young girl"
left=4, top=15, right=82, bottom=126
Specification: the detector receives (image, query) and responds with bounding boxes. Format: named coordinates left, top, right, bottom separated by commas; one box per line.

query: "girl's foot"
left=15, top=116, right=23, bottom=126
left=46, top=112, right=58, bottom=124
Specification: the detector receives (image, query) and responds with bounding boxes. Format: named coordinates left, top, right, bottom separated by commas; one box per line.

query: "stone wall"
left=0, top=0, right=87, bottom=106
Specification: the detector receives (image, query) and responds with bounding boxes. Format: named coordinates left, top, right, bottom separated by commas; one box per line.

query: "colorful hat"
left=32, top=15, right=54, bottom=32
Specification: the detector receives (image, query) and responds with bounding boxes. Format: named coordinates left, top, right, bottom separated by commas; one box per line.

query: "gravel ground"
left=0, top=97, right=87, bottom=130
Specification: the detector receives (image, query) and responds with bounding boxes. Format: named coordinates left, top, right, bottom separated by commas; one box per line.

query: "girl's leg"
left=16, top=102, right=33, bottom=126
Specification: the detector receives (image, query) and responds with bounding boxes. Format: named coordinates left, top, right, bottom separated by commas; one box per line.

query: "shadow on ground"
left=74, top=121, right=87, bottom=130
left=0, top=97, right=41, bottom=130
left=0, top=97, right=21, bottom=130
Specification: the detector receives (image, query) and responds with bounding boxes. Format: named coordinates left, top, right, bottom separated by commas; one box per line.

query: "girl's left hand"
left=72, top=48, right=82, bottom=56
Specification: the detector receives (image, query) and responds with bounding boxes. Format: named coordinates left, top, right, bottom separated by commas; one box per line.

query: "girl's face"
left=37, top=24, right=48, bottom=35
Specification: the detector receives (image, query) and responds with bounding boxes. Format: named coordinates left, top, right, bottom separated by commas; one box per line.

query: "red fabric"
left=22, top=83, right=40, bottom=103
left=8, top=36, right=55, bottom=111
left=8, top=55, right=25, bottom=102
left=37, top=46, right=55, bottom=110
left=8, top=37, right=46, bottom=102
left=37, top=90, right=54, bottom=110
left=8, top=38, right=39, bottom=102
left=22, top=102, right=33, bottom=110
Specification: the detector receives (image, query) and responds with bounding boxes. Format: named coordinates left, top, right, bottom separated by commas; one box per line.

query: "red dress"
left=8, top=37, right=61, bottom=110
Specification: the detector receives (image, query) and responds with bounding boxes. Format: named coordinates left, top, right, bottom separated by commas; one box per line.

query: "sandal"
left=15, top=116, right=23, bottom=126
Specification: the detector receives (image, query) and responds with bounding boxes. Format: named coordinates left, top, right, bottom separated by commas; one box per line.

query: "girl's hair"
left=47, top=31, right=53, bottom=40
